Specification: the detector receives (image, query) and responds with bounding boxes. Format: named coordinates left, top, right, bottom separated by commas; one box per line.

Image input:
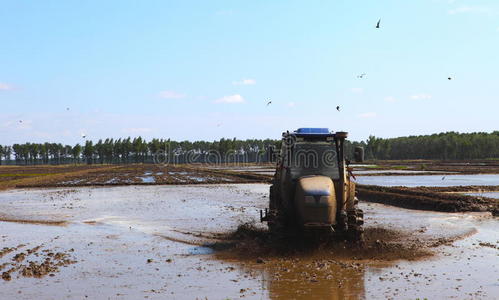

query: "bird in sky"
left=81, top=133, right=86, bottom=139
left=441, top=176, right=446, bottom=180
left=19, top=120, right=22, bottom=123
left=336, top=106, right=340, bottom=111
left=448, top=77, right=452, bottom=80
left=357, top=73, right=366, bottom=79
left=66, top=107, right=70, bottom=111
left=376, top=19, right=381, bottom=29
left=267, top=99, right=272, bottom=106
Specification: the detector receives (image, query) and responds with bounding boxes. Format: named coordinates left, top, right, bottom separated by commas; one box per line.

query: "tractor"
left=261, top=128, right=364, bottom=241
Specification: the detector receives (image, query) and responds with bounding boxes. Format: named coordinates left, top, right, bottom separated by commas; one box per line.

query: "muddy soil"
left=0, top=164, right=271, bottom=190
left=358, top=184, right=499, bottom=216
left=1, top=243, right=76, bottom=281
left=2, top=159, right=499, bottom=192
left=211, top=224, right=433, bottom=262
left=0, top=184, right=497, bottom=299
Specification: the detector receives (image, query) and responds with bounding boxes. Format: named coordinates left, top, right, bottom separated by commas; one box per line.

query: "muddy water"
left=0, top=185, right=498, bottom=299
left=354, top=170, right=448, bottom=175
left=356, top=174, right=499, bottom=187
left=465, top=192, right=499, bottom=199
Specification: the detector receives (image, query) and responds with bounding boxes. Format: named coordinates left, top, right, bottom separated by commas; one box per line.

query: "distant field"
left=0, top=164, right=272, bottom=190
left=2, top=160, right=499, bottom=190
left=1, top=161, right=498, bottom=215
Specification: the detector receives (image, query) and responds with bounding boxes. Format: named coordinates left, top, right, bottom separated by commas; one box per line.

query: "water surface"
left=356, top=174, right=499, bottom=187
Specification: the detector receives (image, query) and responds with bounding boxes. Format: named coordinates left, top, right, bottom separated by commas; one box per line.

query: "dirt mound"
left=0, top=244, right=76, bottom=281
left=209, top=223, right=432, bottom=262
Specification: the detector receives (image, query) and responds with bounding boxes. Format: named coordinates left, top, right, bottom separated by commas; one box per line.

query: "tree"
left=4, top=146, right=12, bottom=163
left=72, top=144, right=82, bottom=164
left=95, top=140, right=104, bottom=164
left=83, top=141, right=94, bottom=164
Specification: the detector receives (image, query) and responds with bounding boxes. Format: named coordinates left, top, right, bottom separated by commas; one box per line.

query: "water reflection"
left=265, top=258, right=366, bottom=299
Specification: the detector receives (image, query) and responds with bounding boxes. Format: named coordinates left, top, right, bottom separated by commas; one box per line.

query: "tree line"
left=1, top=131, right=498, bottom=165
left=0, top=137, right=281, bottom=165
left=364, top=131, right=499, bottom=160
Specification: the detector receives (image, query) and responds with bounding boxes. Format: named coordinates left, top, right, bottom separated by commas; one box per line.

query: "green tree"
left=83, top=141, right=94, bottom=164
left=72, top=144, right=82, bottom=164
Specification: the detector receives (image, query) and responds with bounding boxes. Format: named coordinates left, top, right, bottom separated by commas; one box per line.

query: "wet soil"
left=2, top=159, right=499, bottom=192
left=211, top=223, right=433, bottom=262
left=1, top=243, right=76, bottom=281
left=358, top=184, right=499, bottom=216
left=1, top=184, right=497, bottom=299
left=0, top=164, right=271, bottom=190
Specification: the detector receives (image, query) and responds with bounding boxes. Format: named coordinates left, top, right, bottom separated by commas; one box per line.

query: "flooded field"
left=465, top=192, right=499, bottom=199
left=1, top=184, right=498, bottom=299
left=356, top=174, right=499, bottom=187
left=353, top=170, right=450, bottom=175
left=0, top=164, right=271, bottom=190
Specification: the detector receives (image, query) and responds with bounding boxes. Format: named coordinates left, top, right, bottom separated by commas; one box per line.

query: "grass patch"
left=0, top=174, right=51, bottom=177
left=389, top=165, right=410, bottom=170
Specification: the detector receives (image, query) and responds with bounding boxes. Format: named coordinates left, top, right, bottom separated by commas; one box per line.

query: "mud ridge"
left=0, top=218, right=67, bottom=226
left=357, top=184, right=498, bottom=216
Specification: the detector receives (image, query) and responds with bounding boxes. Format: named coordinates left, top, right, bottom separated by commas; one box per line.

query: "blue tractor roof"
left=295, top=128, right=330, bottom=134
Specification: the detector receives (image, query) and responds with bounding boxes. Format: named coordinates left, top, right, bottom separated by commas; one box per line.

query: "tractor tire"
left=269, top=184, right=276, bottom=210
left=268, top=181, right=287, bottom=234
left=346, top=208, right=364, bottom=242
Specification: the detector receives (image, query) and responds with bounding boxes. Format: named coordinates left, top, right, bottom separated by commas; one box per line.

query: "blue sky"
left=1, top=0, right=498, bottom=145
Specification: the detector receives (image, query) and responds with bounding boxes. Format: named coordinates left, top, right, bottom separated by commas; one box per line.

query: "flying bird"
left=336, top=106, right=340, bottom=111
left=66, top=107, right=70, bottom=111
left=357, top=73, right=366, bottom=79
left=267, top=99, right=272, bottom=106
left=376, top=19, right=381, bottom=29
left=81, top=133, right=87, bottom=139
left=448, top=77, right=452, bottom=80
left=19, top=120, right=22, bottom=123
left=441, top=176, right=446, bottom=180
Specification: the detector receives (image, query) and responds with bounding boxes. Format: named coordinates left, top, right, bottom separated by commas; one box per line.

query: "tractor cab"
left=278, top=128, right=347, bottom=181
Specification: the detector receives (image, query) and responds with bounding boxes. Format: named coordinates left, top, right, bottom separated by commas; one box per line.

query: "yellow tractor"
left=261, top=128, right=364, bottom=240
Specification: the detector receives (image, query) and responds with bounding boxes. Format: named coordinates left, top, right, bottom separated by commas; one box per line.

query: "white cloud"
left=448, top=5, right=494, bottom=15
left=214, top=94, right=245, bottom=104
left=158, top=90, right=185, bottom=99
left=350, top=88, right=364, bottom=94
left=411, top=94, right=432, bottom=100
left=384, top=96, right=397, bottom=102
left=287, top=102, right=296, bottom=108
left=232, top=79, right=256, bottom=85
left=358, top=112, right=377, bottom=118
left=0, top=83, right=12, bottom=91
